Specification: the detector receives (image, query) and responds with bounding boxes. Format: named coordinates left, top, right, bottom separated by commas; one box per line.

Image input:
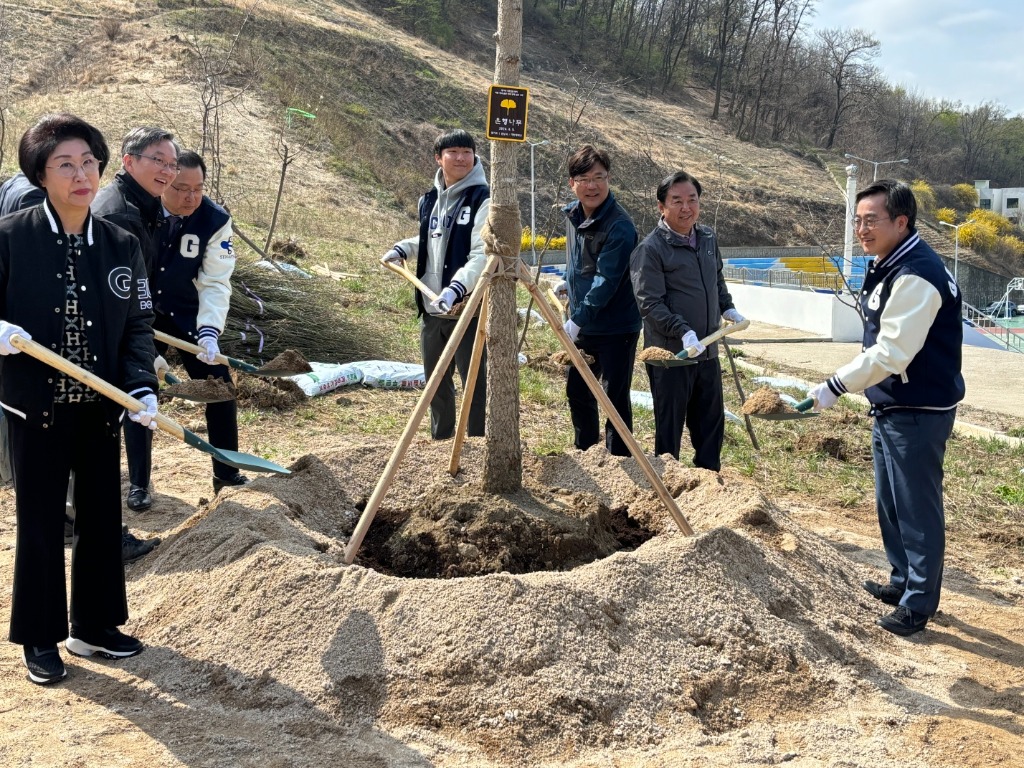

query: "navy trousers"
left=646, top=358, right=724, bottom=470
left=872, top=408, right=956, bottom=617
left=566, top=331, right=639, bottom=457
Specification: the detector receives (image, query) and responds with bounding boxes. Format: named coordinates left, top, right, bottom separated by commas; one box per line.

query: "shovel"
left=153, top=330, right=309, bottom=378
left=644, top=318, right=751, bottom=368
left=748, top=396, right=819, bottom=421
left=381, top=259, right=463, bottom=319
left=10, top=334, right=290, bottom=476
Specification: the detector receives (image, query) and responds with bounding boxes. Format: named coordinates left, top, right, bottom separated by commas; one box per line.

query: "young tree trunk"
left=482, top=0, right=523, bottom=493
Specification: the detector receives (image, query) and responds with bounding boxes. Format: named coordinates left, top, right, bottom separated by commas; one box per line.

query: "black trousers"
left=566, top=331, right=639, bottom=457
left=125, top=318, right=239, bottom=487
left=646, top=358, right=724, bottom=470
left=8, top=403, right=127, bottom=645
left=420, top=312, right=487, bottom=440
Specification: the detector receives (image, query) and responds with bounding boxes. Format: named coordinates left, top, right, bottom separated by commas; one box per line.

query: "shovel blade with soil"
left=154, top=330, right=313, bottom=378
left=742, top=389, right=818, bottom=421
left=159, top=370, right=235, bottom=403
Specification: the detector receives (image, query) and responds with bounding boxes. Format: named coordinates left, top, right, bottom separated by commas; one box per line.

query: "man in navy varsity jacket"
left=124, top=151, right=246, bottom=508
left=381, top=129, right=489, bottom=439
left=809, top=180, right=965, bottom=637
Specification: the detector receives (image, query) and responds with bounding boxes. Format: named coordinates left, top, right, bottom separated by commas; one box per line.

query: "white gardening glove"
left=809, top=382, right=839, bottom=411
left=554, top=280, right=568, bottom=299
left=431, top=287, right=459, bottom=314
left=129, top=393, right=159, bottom=430
left=682, top=330, right=705, bottom=357
left=197, top=336, right=220, bottom=364
left=380, top=248, right=404, bottom=266
left=0, top=321, right=30, bottom=355
left=564, top=318, right=581, bottom=343
left=722, top=308, right=745, bottom=324
left=153, top=355, right=170, bottom=376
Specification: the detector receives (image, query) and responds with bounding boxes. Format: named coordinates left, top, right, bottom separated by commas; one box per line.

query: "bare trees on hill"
left=366, top=0, right=1024, bottom=187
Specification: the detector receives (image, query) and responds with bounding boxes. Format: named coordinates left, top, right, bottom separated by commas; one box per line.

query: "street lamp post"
left=940, top=218, right=975, bottom=284
left=844, top=153, right=910, bottom=182
left=527, top=138, right=549, bottom=264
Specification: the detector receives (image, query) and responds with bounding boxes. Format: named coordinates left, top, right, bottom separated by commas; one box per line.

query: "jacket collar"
left=42, top=197, right=95, bottom=246
left=656, top=217, right=702, bottom=248
left=875, top=230, right=920, bottom=269
left=115, top=169, right=163, bottom=224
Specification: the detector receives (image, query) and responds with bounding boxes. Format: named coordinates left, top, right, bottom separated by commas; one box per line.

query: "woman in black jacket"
left=0, top=114, right=159, bottom=685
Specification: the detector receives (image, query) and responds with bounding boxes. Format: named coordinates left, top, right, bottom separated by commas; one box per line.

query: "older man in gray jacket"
left=630, top=171, right=744, bottom=470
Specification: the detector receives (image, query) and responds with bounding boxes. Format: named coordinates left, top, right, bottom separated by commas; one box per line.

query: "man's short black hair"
left=856, top=179, right=917, bottom=230
left=567, top=144, right=610, bottom=178
left=18, top=113, right=111, bottom=187
left=434, top=129, right=476, bottom=156
left=657, top=171, right=702, bottom=203
left=177, top=150, right=207, bottom=178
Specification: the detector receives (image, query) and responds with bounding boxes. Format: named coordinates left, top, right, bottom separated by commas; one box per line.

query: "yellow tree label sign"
left=486, top=85, right=529, bottom=141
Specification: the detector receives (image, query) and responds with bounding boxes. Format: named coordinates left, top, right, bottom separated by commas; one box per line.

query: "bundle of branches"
left=222, top=258, right=381, bottom=364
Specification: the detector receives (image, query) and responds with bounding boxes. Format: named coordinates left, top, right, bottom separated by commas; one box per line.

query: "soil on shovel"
left=637, top=346, right=678, bottom=362
left=162, top=376, right=236, bottom=401
left=740, top=386, right=795, bottom=415
left=256, top=348, right=313, bottom=374
left=234, top=375, right=306, bottom=409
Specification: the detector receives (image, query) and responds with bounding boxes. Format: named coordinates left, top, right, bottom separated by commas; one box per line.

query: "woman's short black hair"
left=18, top=113, right=110, bottom=188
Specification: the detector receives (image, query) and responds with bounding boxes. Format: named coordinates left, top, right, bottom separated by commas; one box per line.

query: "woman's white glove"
left=129, top=394, right=159, bottom=430
left=0, top=321, right=30, bottom=355
left=197, top=337, right=220, bottom=364
left=809, top=382, right=839, bottom=411
left=153, top=355, right=170, bottom=376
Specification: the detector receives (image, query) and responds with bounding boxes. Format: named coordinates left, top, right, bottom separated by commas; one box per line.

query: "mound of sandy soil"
left=107, top=439, right=915, bottom=765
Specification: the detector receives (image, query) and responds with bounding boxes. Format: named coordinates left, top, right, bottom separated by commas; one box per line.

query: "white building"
left=975, top=180, right=1024, bottom=221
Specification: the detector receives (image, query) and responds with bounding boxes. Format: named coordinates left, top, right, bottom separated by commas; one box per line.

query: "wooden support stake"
left=448, top=287, right=490, bottom=476
left=516, top=261, right=694, bottom=536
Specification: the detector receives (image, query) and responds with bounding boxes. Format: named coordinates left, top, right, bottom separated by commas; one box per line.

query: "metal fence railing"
left=963, top=303, right=1024, bottom=354
left=723, top=266, right=861, bottom=293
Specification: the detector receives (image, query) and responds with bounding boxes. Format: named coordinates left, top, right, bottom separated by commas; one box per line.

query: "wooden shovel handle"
left=381, top=259, right=439, bottom=302
left=682, top=318, right=751, bottom=358
left=10, top=334, right=186, bottom=441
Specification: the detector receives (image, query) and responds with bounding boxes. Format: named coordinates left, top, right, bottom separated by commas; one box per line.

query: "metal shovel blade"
left=644, top=356, right=698, bottom=368
left=180, top=430, right=290, bottom=475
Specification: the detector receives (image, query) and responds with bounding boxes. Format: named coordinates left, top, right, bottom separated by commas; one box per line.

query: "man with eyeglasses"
left=809, top=179, right=964, bottom=638
left=93, top=127, right=179, bottom=518
left=630, top=171, right=744, bottom=470
left=560, top=145, right=641, bottom=456
left=123, top=150, right=247, bottom=498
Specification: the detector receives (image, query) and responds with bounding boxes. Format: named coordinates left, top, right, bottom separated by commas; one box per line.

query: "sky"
left=808, top=0, right=1024, bottom=116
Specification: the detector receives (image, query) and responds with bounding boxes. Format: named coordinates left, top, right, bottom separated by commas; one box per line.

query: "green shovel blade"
left=181, top=429, right=291, bottom=475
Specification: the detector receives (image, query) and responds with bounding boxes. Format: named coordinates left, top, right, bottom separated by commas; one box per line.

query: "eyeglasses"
left=573, top=173, right=609, bottom=186
left=851, top=215, right=891, bottom=230
left=132, top=153, right=180, bottom=173
left=169, top=183, right=204, bottom=196
left=46, top=158, right=100, bottom=178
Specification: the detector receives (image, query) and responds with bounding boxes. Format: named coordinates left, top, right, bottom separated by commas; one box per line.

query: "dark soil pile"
left=257, top=349, right=313, bottom=374
left=162, top=376, right=236, bottom=402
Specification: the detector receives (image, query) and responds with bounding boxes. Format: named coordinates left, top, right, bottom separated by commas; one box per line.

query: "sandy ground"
left=0, top=346, right=1021, bottom=767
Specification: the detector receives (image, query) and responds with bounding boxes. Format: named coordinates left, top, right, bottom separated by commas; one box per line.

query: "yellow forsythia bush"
left=951, top=183, right=979, bottom=209
left=997, top=234, right=1024, bottom=259
left=935, top=208, right=956, bottom=224
left=959, top=220, right=998, bottom=251
left=911, top=180, right=936, bottom=213
left=968, top=208, right=1016, bottom=236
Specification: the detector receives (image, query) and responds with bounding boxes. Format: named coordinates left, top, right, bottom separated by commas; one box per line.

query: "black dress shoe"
left=126, top=485, right=152, bottom=512
left=863, top=580, right=903, bottom=607
left=877, top=605, right=929, bottom=637
left=213, top=473, right=250, bottom=494
left=122, top=527, right=160, bottom=563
